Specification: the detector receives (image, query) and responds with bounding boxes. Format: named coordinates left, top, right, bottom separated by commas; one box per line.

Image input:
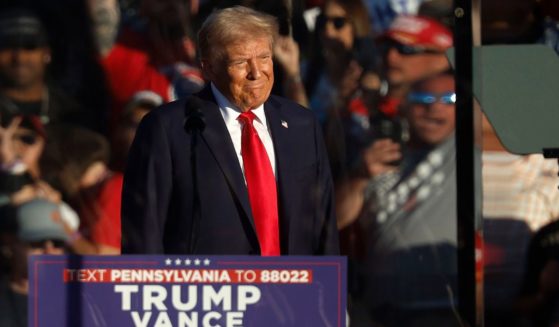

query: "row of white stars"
left=164, top=258, right=211, bottom=266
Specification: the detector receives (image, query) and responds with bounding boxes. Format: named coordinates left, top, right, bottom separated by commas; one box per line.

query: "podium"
left=29, top=255, right=346, bottom=326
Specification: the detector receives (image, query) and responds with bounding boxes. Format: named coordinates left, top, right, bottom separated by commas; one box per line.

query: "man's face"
left=384, top=41, right=449, bottom=87
left=0, top=47, right=49, bottom=89
left=11, top=235, right=65, bottom=282
left=407, top=74, right=456, bottom=146
left=87, top=0, right=120, bottom=51
left=203, top=36, right=274, bottom=111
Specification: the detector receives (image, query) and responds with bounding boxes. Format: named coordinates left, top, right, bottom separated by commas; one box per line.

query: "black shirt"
left=520, top=220, right=559, bottom=326
left=0, top=278, right=27, bottom=327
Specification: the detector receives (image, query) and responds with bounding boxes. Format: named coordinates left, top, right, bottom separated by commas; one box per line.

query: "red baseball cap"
left=381, top=15, right=453, bottom=51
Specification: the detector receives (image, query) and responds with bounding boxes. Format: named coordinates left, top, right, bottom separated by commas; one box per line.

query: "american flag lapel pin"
left=281, top=120, right=288, bottom=128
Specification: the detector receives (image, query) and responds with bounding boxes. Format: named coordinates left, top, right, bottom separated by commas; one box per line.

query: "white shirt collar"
left=210, top=83, right=266, bottom=125
left=210, top=83, right=276, bottom=177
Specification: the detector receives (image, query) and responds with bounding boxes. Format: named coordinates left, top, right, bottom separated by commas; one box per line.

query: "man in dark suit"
left=121, top=6, right=339, bottom=255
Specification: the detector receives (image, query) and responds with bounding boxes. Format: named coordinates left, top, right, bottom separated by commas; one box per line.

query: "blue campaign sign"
left=28, top=255, right=346, bottom=327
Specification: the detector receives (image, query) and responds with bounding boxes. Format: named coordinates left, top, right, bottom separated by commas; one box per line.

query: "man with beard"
left=0, top=8, right=87, bottom=129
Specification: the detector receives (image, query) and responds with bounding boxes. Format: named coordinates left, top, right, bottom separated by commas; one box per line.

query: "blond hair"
left=198, top=6, right=279, bottom=65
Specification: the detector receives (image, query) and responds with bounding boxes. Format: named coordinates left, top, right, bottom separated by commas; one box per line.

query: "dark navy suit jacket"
left=121, top=87, right=339, bottom=255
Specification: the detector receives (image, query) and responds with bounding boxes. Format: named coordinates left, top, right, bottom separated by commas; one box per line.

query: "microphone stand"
left=184, top=97, right=205, bottom=253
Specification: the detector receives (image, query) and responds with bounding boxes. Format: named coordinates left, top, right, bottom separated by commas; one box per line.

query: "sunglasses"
left=408, top=92, right=456, bottom=105
left=28, top=239, right=67, bottom=249
left=0, top=42, right=43, bottom=51
left=316, top=14, right=349, bottom=31
left=14, top=132, right=38, bottom=145
left=385, top=41, right=443, bottom=56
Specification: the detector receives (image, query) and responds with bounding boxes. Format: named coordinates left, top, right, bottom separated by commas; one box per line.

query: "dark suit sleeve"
left=314, top=116, right=340, bottom=255
left=121, top=111, right=173, bottom=253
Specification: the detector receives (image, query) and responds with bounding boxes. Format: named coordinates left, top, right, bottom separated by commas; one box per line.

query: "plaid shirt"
left=483, top=152, right=559, bottom=231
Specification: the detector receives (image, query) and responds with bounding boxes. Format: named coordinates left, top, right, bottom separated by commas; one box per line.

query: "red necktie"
left=238, top=111, right=280, bottom=256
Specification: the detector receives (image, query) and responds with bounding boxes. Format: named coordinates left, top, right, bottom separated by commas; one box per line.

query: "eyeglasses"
left=408, top=92, right=456, bottom=105
left=384, top=41, right=443, bottom=56
left=316, top=14, right=349, bottom=31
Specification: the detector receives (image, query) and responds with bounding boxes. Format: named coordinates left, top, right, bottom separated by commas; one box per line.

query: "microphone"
left=184, top=96, right=205, bottom=133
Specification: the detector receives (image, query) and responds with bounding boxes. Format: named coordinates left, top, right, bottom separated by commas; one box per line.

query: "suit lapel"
left=195, top=88, right=255, bottom=231
left=264, top=98, right=292, bottom=253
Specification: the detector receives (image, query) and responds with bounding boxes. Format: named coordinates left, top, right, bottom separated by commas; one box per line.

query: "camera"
left=369, top=108, right=407, bottom=166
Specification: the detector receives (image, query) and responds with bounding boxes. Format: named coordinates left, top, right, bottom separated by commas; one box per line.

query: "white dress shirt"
left=211, top=83, right=277, bottom=178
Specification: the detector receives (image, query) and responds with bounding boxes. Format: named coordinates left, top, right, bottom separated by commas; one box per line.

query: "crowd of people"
left=0, top=0, right=558, bottom=326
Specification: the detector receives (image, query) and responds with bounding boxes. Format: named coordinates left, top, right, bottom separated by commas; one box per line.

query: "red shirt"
left=89, top=173, right=123, bottom=250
